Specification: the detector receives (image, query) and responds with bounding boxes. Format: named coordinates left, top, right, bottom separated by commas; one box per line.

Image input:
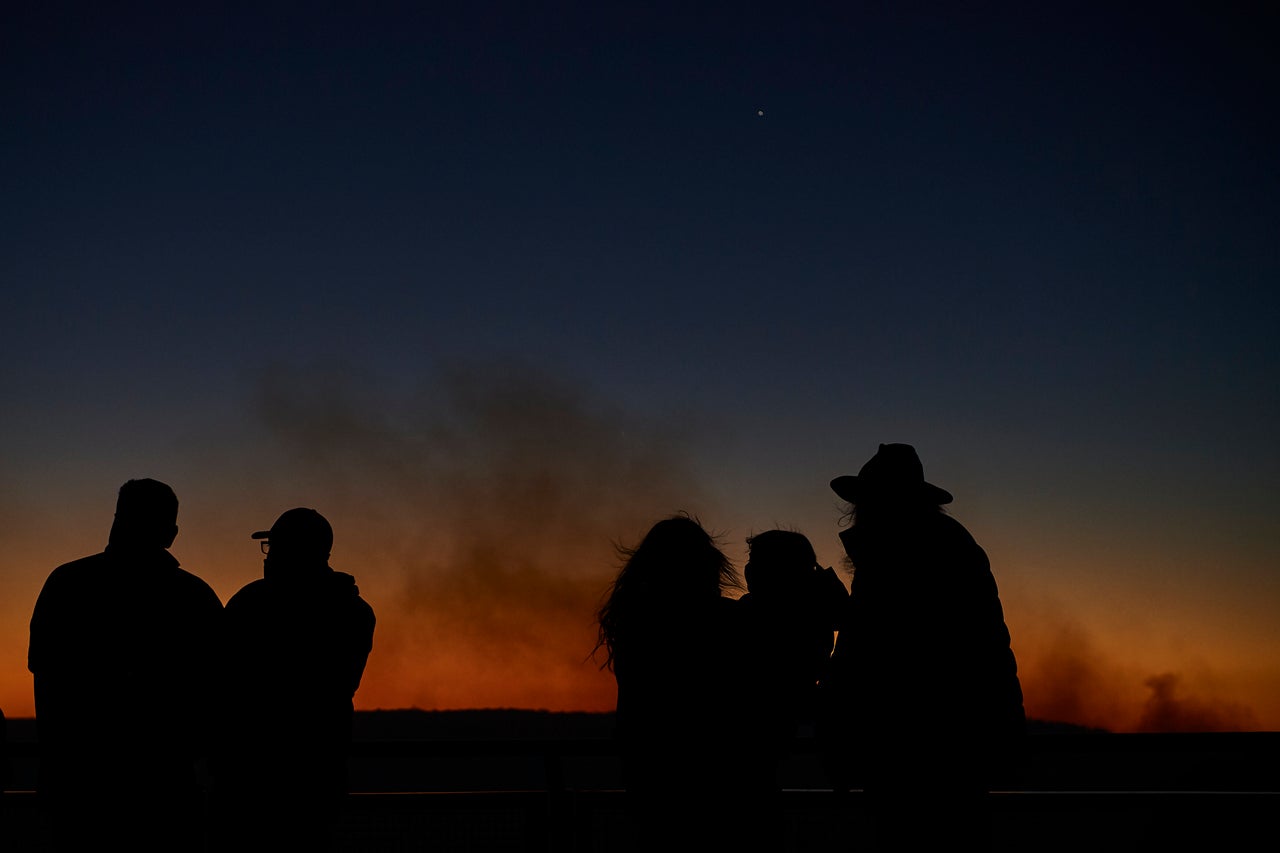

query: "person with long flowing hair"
left=594, top=512, right=751, bottom=850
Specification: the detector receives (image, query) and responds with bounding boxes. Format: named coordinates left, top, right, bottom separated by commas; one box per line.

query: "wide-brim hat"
left=831, top=443, right=953, bottom=505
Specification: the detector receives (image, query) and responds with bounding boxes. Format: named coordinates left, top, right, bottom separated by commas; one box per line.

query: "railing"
left=341, top=730, right=1280, bottom=793
left=4, top=732, right=1278, bottom=852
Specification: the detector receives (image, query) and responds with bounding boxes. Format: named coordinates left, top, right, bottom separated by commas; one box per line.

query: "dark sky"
left=3, top=2, right=1278, bottom=730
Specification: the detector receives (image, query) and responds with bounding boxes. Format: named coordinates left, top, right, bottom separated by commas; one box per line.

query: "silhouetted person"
left=212, top=508, right=375, bottom=853
left=736, top=529, right=849, bottom=848
left=593, top=513, right=754, bottom=851
left=818, top=444, right=1026, bottom=852
left=27, top=478, right=223, bottom=853
left=1, top=705, right=7, bottom=820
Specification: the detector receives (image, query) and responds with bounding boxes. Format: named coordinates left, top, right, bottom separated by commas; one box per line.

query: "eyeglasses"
left=260, top=541, right=270, bottom=555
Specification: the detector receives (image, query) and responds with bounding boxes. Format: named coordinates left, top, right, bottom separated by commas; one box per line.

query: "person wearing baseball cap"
left=250, top=507, right=334, bottom=566
left=818, top=444, right=1025, bottom=851
left=212, top=507, right=375, bottom=852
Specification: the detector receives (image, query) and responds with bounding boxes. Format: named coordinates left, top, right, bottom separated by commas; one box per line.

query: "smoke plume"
left=252, top=357, right=721, bottom=711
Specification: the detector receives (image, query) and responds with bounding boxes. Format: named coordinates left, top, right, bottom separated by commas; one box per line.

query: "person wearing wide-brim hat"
left=818, top=444, right=1026, bottom=852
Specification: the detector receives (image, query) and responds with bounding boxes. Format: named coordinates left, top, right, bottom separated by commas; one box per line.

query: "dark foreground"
left=8, top=787, right=1273, bottom=853
left=4, top=713, right=1277, bottom=852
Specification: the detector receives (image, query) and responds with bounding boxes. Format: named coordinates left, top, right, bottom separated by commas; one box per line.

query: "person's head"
left=593, top=512, right=738, bottom=670
left=744, top=529, right=818, bottom=597
left=623, top=513, right=737, bottom=599
left=831, top=443, right=951, bottom=524
left=252, top=507, right=333, bottom=568
left=107, top=478, right=179, bottom=549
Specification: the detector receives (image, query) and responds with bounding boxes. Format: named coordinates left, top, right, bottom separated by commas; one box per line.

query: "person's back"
left=739, top=530, right=847, bottom=747
left=820, top=445, right=1025, bottom=851
left=735, top=529, right=847, bottom=850
left=595, top=514, right=751, bottom=850
left=213, top=508, right=375, bottom=853
left=27, top=478, right=223, bottom=853
left=221, top=567, right=374, bottom=790
left=611, top=593, right=747, bottom=774
left=830, top=509, right=1024, bottom=758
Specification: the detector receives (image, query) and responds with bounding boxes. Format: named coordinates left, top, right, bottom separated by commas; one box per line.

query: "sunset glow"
left=4, top=4, right=1277, bottom=736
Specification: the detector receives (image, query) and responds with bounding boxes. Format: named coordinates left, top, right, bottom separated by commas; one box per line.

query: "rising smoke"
left=1013, top=603, right=1260, bottom=732
left=249, top=359, right=1263, bottom=729
left=252, top=357, right=722, bottom=711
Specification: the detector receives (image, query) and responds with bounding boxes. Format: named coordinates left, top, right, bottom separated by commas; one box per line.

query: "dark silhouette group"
left=26, top=479, right=375, bottom=853
left=596, top=443, right=1026, bottom=852
left=24, top=442, right=1022, bottom=852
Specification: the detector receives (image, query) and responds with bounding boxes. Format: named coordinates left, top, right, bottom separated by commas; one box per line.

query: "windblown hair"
left=593, top=512, right=738, bottom=672
left=838, top=494, right=948, bottom=529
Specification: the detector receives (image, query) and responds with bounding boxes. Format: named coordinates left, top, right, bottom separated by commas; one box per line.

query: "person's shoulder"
left=936, top=512, right=980, bottom=542
left=49, top=551, right=108, bottom=575
left=933, top=514, right=992, bottom=571
left=157, top=557, right=220, bottom=603
left=173, top=564, right=220, bottom=593
left=230, top=577, right=269, bottom=596
left=325, top=572, right=375, bottom=639
left=717, top=593, right=745, bottom=610
left=714, top=594, right=751, bottom=629
left=225, top=578, right=270, bottom=608
left=332, top=571, right=374, bottom=605
left=37, top=552, right=108, bottom=593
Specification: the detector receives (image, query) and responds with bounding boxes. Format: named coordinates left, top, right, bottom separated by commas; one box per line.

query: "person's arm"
left=348, top=600, right=376, bottom=696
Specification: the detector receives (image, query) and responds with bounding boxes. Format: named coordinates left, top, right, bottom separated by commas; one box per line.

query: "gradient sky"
left=3, top=2, right=1278, bottom=732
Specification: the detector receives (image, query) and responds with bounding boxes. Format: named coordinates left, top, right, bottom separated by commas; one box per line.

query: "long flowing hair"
left=593, top=512, right=738, bottom=672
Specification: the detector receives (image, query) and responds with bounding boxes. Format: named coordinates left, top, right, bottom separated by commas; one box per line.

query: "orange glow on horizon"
left=4, top=548, right=1279, bottom=733
left=3, top=549, right=1277, bottom=732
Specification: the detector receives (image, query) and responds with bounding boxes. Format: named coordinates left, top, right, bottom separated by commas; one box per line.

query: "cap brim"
left=250, top=530, right=270, bottom=540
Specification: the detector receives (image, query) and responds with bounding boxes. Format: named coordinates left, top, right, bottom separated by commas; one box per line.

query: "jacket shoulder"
left=46, top=551, right=110, bottom=577
left=224, top=578, right=272, bottom=610
left=173, top=565, right=221, bottom=598
left=34, top=553, right=111, bottom=602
